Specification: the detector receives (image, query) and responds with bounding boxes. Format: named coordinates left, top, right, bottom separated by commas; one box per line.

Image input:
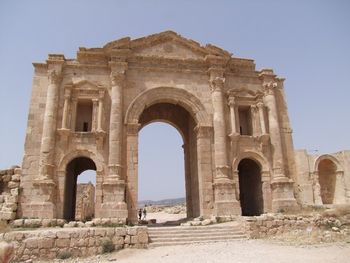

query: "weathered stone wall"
left=0, top=168, right=21, bottom=221
left=0, top=226, right=148, bottom=261
left=294, top=150, right=350, bottom=206
left=245, top=213, right=349, bottom=241
left=75, top=183, right=95, bottom=221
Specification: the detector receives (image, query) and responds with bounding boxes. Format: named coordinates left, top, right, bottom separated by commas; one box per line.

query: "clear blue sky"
left=0, top=0, right=349, bottom=200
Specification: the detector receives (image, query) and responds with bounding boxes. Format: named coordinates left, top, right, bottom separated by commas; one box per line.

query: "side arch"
left=57, top=150, right=104, bottom=173
left=314, top=154, right=343, bottom=173
left=124, top=87, right=211, bottom=126
left=232, top=151, right=270, bottom=173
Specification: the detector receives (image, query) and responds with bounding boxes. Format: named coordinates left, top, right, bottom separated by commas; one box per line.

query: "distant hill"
left=138, top=197, right=185, bottom=207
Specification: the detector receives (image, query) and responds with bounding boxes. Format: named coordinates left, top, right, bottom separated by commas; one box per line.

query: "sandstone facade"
left=16, top=31, right=349, bottom=222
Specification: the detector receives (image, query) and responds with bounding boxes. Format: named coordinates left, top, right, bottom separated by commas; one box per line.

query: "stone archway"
left=238, top=158, right=264, bottom=216
left=314, top=155, right=345, bottom=205
left=318, top=159, right=337, bottom=204
left=63, top=157, right=96, bottom=221
left=124, top=87, right=213, bottom=222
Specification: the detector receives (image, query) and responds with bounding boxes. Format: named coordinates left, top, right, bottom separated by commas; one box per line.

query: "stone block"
left=94, top=228, right=106, bottom=237
left=25, top=238, right=38, bottom=249
left=115, top=227, right=126, bottom=236
left=56, top=238, right=70, bottom=248
left=0, top=211, right=16, bottom=220
left=127, top=227, right=137, bottom=236
left=38, top=238, right=55, bottom=249
left=56, top=230, right=71, bottom=239
left=12, top=219, right=24, bottom=228
left=137, top=231, right=148, bottom=244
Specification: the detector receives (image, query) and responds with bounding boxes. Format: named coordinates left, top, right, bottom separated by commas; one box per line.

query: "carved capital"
left=209, top=77, right=225, bottom=92
left=98, top=89, right=105, bottom=100
left=263, top=82, right=278, bottom=96
left=110, top=72, right=125, bottom=87
left=48, top=69, right=62, bottom=85
left=257, top=101, right=264, bottom=109
left=228, top=96, right=236, bottom=107
left=64, top=88, right=71, bottom=100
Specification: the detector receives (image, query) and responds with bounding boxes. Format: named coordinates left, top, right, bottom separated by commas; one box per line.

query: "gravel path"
left=41, top=239, right=350, bottom=263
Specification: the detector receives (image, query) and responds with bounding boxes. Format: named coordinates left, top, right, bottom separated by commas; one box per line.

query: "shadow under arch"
left=63, top=156, right=96, bottom=221
left=314, top=155, right=343, bottom=205
left=237, top=158, right=264, bottom=216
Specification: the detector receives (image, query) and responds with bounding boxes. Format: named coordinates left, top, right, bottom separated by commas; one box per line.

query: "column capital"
left=48, top=69, right=62, bottom=85
left=263, top=82, right=278, bottom=96
left=209, top=76, right=225, bottom=92
left=257, top=101, right=264, bottom=108
left=228, top=96, right=236, bottom=106
left=110, top=72, right=126, bottom=87
left=98, top=89, right=105, bottom=100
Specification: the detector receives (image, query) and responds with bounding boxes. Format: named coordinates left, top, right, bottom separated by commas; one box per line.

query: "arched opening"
left=137, top=103, right=199, bottom=223
left=238, top=158, right=263, bottom=216
left=318, top=159, right=337, bottom=204
left=64, top=157, right=96, bottom=221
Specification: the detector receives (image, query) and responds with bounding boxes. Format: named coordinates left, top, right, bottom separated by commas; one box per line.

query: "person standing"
left=138, top=208, right=142, bottom=221
left=142, top=206, right=147, bottom=220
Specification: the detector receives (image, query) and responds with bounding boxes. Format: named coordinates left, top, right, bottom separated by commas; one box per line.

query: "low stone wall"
left=244, top=213, right=349, bottom=240
left=0, top=167, right=21, bottom=221
left=0, top=226, right=148, bottom=262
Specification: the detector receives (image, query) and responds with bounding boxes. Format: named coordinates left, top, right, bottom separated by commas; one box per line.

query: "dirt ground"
left=40, top=239, right=350, bottom=263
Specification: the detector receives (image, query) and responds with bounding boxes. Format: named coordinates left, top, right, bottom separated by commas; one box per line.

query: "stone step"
left=149, top=230, right=244, bottom=238
left=150, top=234, right=247, bottom=243
left=148, top=236, right=247, bottom=247
left=147, top=224, right=247, bottom=247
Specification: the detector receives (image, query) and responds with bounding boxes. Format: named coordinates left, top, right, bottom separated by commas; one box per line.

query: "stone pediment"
left=133, top=40, right=205, bottom=60
left=103, top=31, right=232, bottom=60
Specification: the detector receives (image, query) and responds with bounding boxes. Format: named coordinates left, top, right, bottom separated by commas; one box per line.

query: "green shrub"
left=102, top=238, right=114, bottom=253
left=57, top=251, right=72, bottom=260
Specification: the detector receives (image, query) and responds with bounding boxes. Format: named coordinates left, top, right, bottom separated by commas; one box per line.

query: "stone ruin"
left=0, top=31, right=349, bottom=224
left=75, top=182, right=95, bottom=221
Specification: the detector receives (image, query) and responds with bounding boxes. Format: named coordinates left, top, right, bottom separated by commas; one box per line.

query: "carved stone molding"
left=126, top=123, right=140, bottom=135
left=194, top=125, right=212, bottom=139
left=263, top=82, right=278, bottom=96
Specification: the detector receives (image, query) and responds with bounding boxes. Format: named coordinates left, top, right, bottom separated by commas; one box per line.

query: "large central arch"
left=124, top=87, right=213, bottom=222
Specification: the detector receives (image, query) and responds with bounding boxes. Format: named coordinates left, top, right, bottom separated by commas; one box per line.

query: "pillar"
left=228, top=96, right=239, bottom=137
left=125, top=123, right=140, bottom=223
left=312, top=171, right=323, bottom=205
left=92, top=99, right=98, bottom=132
left=195, top=125, right=215, bottom=218
left=257, top=101, right=267, bottom=135
left=260, top=70, right=298, bottom=212
left=99, top=62, right=128, bottom=220
left=32, top=68, right=62, bottom=219
left=208, top=68, right=240, bottom=216
left=61, top=88, right=71, bottom=130
left=97, top=90, right=104, bottom=131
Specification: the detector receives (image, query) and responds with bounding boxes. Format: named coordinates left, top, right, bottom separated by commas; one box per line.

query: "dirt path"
left=41, top=239, right=350, bottom=263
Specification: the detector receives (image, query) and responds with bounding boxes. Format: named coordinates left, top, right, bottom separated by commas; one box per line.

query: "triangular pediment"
left=133, top=39, right=206, bottom=59
left=103, top=31, right=232, bottom=60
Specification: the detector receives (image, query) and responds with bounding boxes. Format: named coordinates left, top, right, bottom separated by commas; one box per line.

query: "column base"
left=271, top=178, right=299, bottom=213
left=22, top=179, right=58, bottom=219
left=99, top=179, right=128, bottom=220
left=213, top=177, right=241, bottom=216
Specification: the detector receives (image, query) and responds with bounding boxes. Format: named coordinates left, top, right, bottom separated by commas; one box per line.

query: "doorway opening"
left=64, top=157, right=96, bottom=221
left=318, top=159, right=337, bottom=204
left=238, top=158, right=263, bottom=216
left=137, top=103, right=200, bottom=225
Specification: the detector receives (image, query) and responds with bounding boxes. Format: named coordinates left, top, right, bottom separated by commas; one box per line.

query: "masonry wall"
left=0, top=226, right=148, bottom=261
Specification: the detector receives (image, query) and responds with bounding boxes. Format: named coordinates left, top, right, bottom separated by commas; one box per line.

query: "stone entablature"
left=18, top=31, right=348, bottom=222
